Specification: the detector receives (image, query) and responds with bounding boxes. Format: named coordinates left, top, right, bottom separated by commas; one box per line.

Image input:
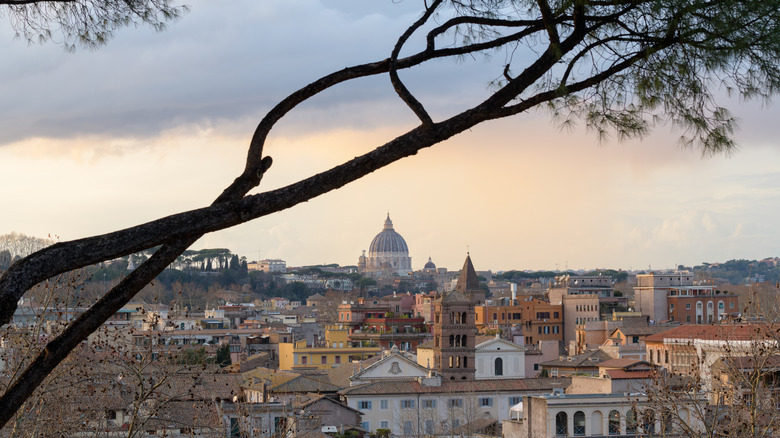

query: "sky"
left=1, top=1, right=779, bottom=273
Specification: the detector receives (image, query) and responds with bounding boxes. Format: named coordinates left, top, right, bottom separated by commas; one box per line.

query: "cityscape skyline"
left=1, top=1, right=779, bottom=272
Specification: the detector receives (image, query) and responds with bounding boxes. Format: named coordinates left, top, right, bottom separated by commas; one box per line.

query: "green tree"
left=2, top=0, right=780, bottom=427
left=215, top=344, right=232, bottom=367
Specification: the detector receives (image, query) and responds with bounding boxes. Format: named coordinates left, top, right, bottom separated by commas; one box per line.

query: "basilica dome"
left=369, top=215, right=409, bottom=254
left=360, top=214, right=412, bottom=277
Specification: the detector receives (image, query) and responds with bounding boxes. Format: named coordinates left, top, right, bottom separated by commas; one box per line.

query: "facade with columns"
left=505, top=392, right=705, bottom=437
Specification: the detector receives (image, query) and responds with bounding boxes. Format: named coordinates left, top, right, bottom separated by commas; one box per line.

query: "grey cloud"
left=0, top=1, right=447, bottom=146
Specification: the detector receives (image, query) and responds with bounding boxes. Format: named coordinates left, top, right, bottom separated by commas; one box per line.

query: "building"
left=475, top=296, right=563, bottom=347
left=642, top=323, right=779, bottom=403
left=338, top=296, right=428, bottom=352
left=539, top=349, right=615, bottom=377
left=417, top=334, right=526, bottom=379
left=431, top=254, right=480, bottom=380
left=548, top=275, right=623, bottom=349
left=504, top=390, right=705, bottom=438
left=339, top=377, right=569, bottom=436
left=248, top=259, right=287, bottom=272
left=278, top=339, right=380, bottom=371
left=358, top=214, right=412, bottom=277
left=634, top=272, right=738, bottom=324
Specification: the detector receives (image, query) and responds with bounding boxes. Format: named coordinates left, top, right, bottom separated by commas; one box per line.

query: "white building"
left=339, top=376, right=567, bottom=435
left=503, top=391, right=706, bottom=438
left=416, top=335, right=526, bottom=380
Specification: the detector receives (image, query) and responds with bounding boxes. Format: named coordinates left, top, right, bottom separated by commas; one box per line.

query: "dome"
left=424, top=257, right=436, bottom=270
left=368, top=214, right=409, bottom=254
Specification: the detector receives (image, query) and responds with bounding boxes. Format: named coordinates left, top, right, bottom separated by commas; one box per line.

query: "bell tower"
left=432, top=254, right=479, bottom=380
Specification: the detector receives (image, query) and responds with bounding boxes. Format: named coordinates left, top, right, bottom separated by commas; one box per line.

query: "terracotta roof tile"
left=339, top=377, right=569, bottom=396
left=643, top=323, right=779, bottom=344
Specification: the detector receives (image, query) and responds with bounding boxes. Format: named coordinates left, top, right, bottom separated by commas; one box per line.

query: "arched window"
left=574, top=411, right=585, bottom=436
left=662, top=410, right=673, bottom=434
left=642, top=409, right=655, bottom=435
left=494, top=357, right=503, bottom=376
left=455, top=356, right=460, bottom=368
left=449, top=335, right=454, bottom=347
left=455, top=335, right=461, bottom=347
left=591, top=411, right=603, bottom=435
left=462, top=312, right=467, bottom=324
left=555, top=412, right=568, bottom=436
left=626, top=409, right=638, bottom=433
left=462, top=335, right=467, bottom=347
left=608, top=410, right=620, bottom=435
left=463, top=356, right=468, bottom=369
left=449, top=356, right=453, bottom=368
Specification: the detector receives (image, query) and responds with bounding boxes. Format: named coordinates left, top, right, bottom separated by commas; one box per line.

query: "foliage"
left=0, top=0, right=188, bottom=51
left=695, top=259, right=780, bottom=285
left=215, top=344, right=232, bottom=367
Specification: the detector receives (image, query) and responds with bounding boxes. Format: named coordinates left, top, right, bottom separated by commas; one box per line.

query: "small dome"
left=424, top=257, right=436, bottom=270
left=368, top=214, right=409, bottom=254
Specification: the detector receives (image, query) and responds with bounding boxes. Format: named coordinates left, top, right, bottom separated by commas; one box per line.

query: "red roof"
left=643, top=323, right=779, bottom=344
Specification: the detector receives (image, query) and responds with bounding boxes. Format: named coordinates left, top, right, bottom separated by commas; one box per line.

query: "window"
left=380, top=400, right=388, bottom=410
left=544, top=326, right=550, bottom=334
left=361, top=422, right=370, bottom=431
left=403, top=421, right=413, bottom=435
left=401, top=399, right=415, bottom=409
left=480, top=397, right=493, bottom=407
left=321, top=355, right=327, bottom=364
left=533, top=364, right=539, bottom=371
left=556, top=412, right=568, bottom=436
left=452, top=419, right=460, bottom=430
left=509, top=396, right=521, bottom=405
left=423, top=399, right=436, bottom=409
left=495, top=357, right=503, bottom=376
left=730, top=302, right=735, bottom=308
left=538, top=326, right=542, bottom=334
left=335, top=355, right=341, bottom=364
left=449, top=398, right=463, bottom=408
left=554, top=312, right=559, bottom=318
left=609, top=410, right=621, bottom=435
left=626, top=409, right=638, bottom=433
left=686, top=303, right=691, bottom=310
left=425, top=420, right=434, bottom=434
left=553, top=326, right=559, bottom=334
left=358, top=401, right=372, bottom=410
left=574, top=411, right=585, bottom=436
left=301, top=356, right=307, bottom=365
left=380, top=421, right=389, bottom=430
left=686, top=315, right=691, bottom=322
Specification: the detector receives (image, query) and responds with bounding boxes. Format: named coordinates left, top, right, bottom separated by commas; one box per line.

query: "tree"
left=0, top=0, right=187, bottom=51
left=215, top=344, right=232, bottom=367
left=641, top=321, right=780, bottom=438
left=2, top=0, right=780, bottom=428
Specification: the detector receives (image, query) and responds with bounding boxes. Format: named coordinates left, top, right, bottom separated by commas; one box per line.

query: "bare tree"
left=642, top=322, right=780, bottom=438
left=2, top=0, right=780, bottom=428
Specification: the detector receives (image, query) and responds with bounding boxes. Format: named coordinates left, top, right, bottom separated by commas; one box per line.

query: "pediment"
left=350, top=352, right=428, bottom=381
left=476, top=337, right=525, bottom=352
